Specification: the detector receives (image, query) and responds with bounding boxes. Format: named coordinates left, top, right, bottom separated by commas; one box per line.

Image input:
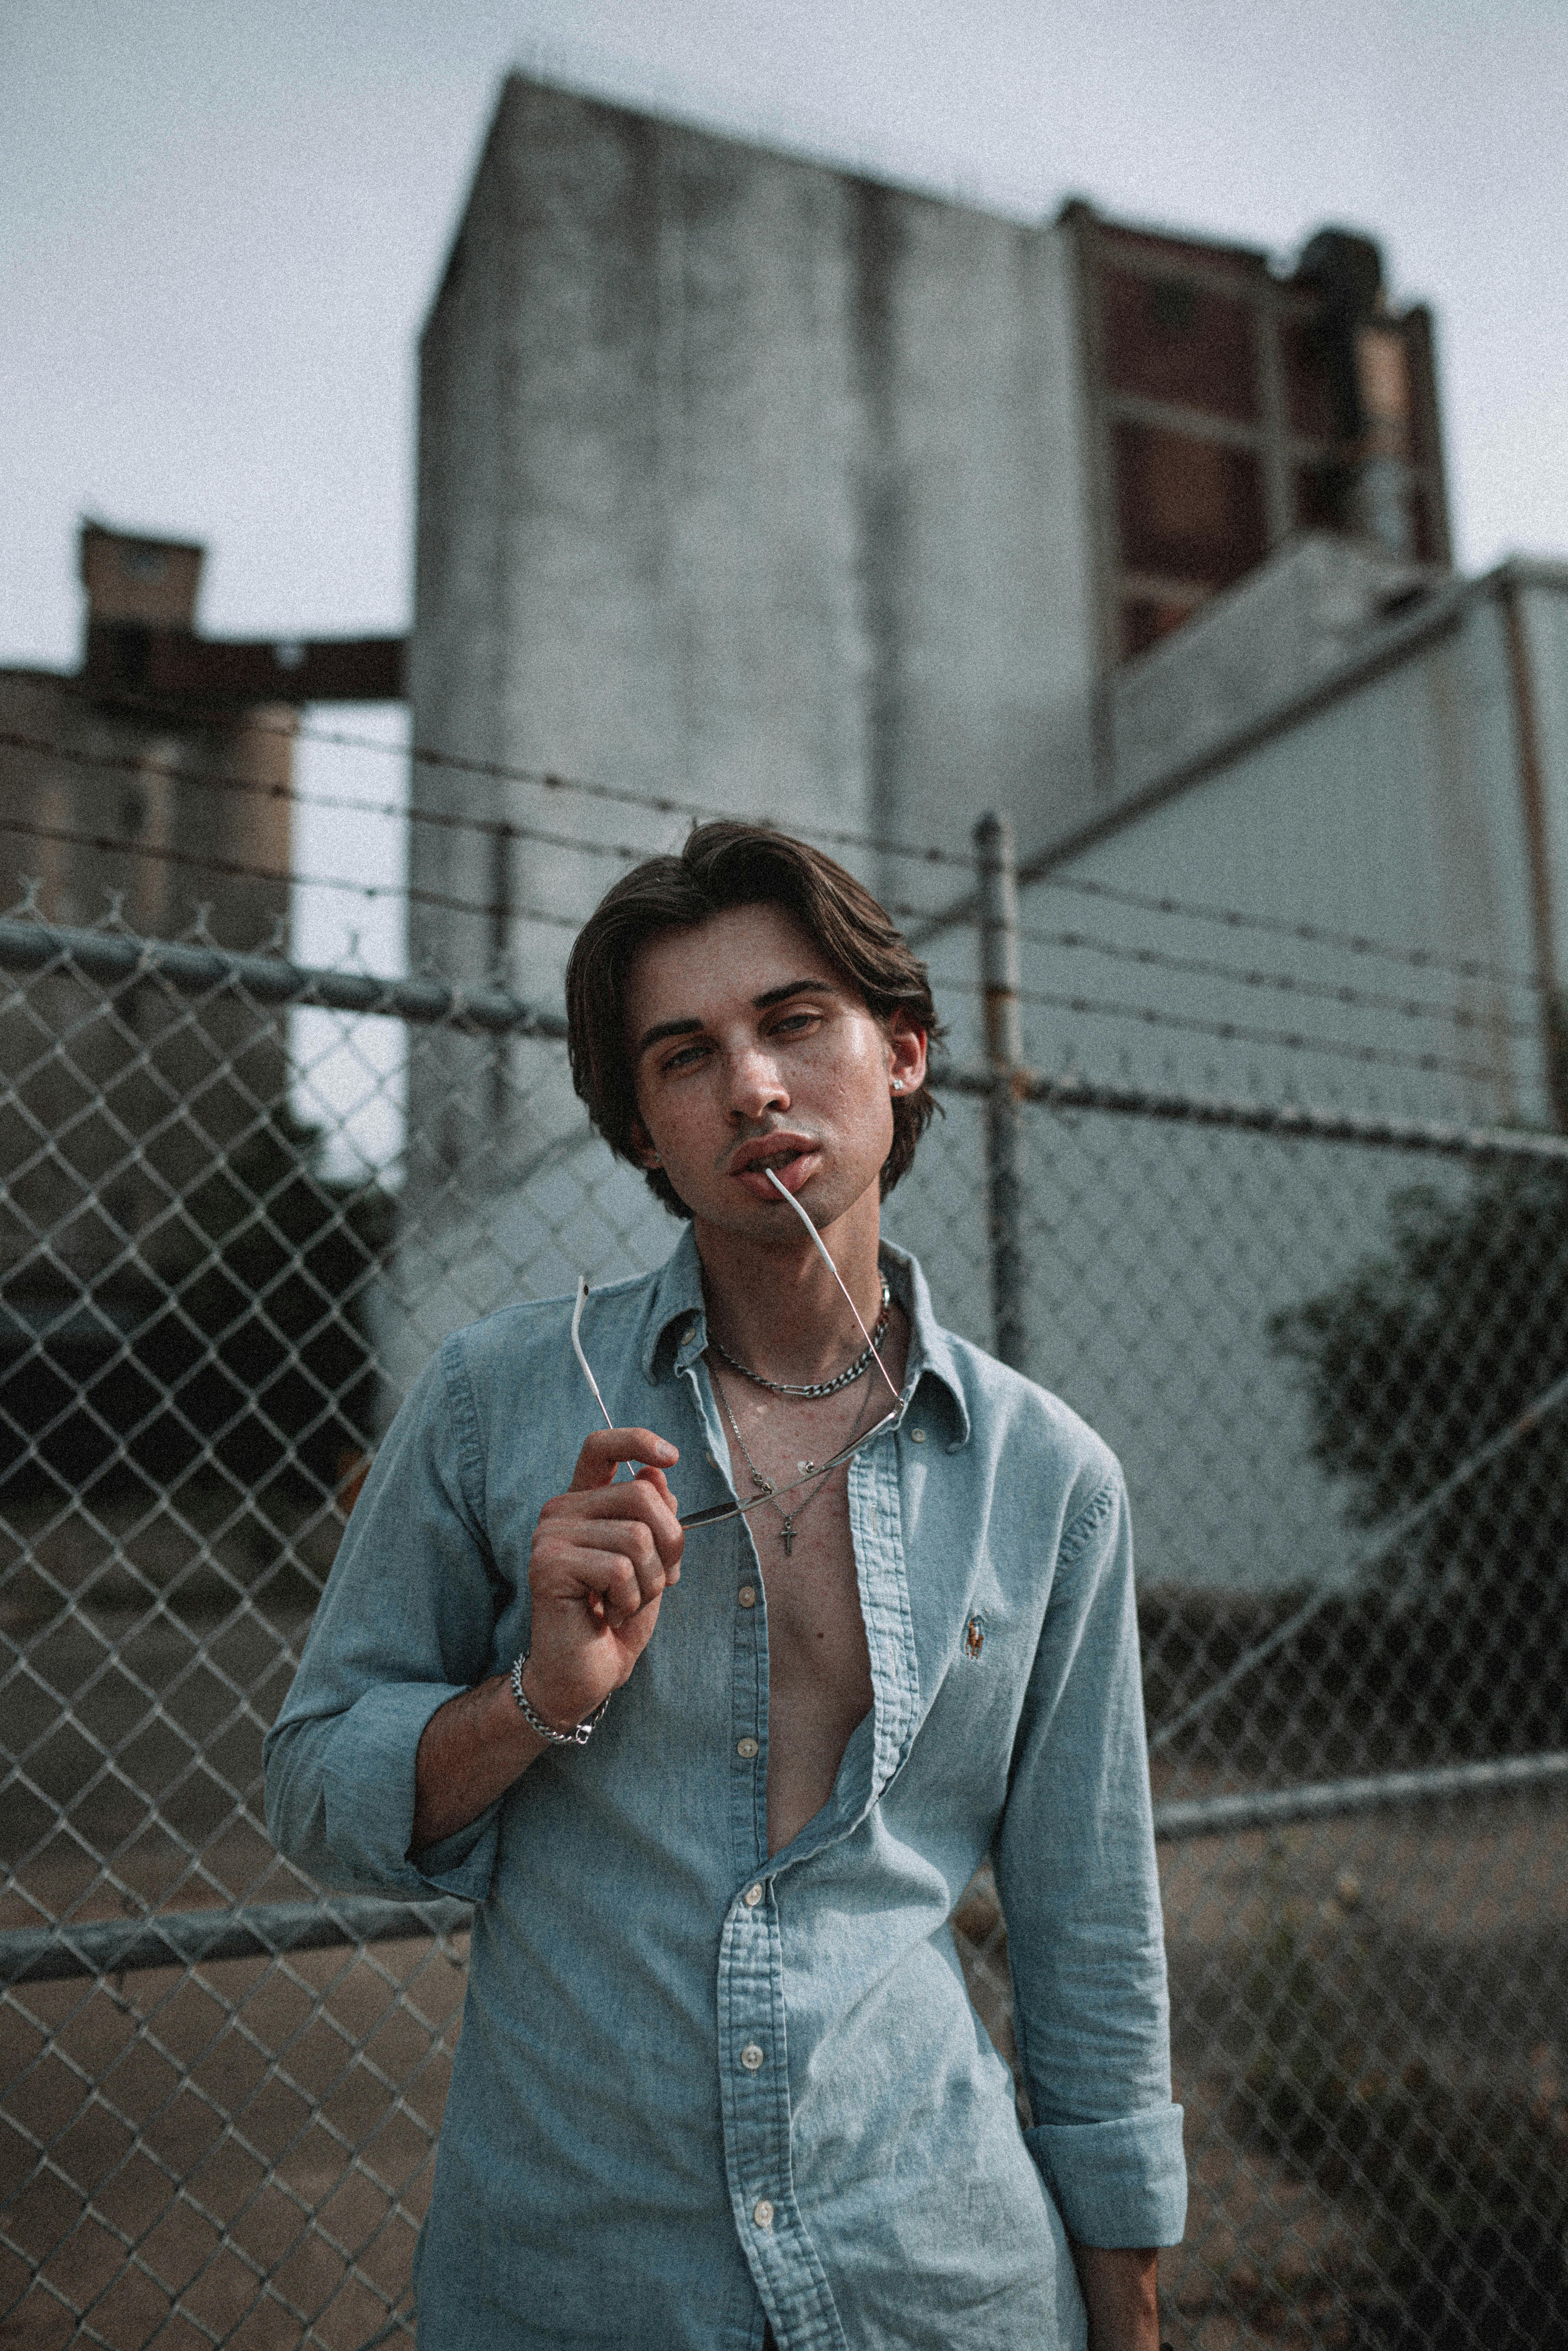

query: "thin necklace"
left=710, top=1275, right=892, bottom=1399
left=712, top=1367, right=878, bottom=1555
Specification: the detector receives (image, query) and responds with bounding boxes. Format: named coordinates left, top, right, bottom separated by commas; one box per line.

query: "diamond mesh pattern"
left=2, top=915, right=1564, bottom=2349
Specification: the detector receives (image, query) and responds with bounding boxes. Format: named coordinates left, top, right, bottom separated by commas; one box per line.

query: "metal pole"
left=975, top=813, right=1027, bottom=1371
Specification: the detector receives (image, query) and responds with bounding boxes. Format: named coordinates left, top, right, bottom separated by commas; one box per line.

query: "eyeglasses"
left=677, top=1404, right=905, bottom=1530
left=570, top=1277, right=904, bottom=1532
left=573, top=1168, right=906, bottom=1533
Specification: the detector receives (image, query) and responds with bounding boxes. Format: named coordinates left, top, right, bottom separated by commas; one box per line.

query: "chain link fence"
left=2, top=904, right=1566, bottom=2350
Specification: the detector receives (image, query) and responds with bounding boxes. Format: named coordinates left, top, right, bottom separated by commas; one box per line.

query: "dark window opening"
left=1295, top=462, right=1354, bottom=534
left=1103, top=268, right=1260, bottom=422
left=1114, top=424, right=1269, bottom=588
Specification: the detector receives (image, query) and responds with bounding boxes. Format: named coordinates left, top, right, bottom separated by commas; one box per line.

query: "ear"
left=887, top=1009, right=928, bottom=1096
left=628, top=1116, right=662, bottom=1171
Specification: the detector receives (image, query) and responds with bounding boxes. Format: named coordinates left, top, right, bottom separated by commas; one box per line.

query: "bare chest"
left=710, top=1369, right=879, bottom=1848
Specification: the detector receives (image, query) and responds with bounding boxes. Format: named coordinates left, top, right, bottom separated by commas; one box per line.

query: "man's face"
left=624, top=901, right=927, bottom=1241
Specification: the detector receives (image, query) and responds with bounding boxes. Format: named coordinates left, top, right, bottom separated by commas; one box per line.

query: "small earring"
left=891, top=1080, right=904, bottom=1094
left=647, top=1154, right=662, bottom=1168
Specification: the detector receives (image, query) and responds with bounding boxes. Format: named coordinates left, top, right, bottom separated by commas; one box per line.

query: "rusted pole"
left=975, top=812, right=1028, bottom=1371
left=1499, top=576, right=1568, bottom=1133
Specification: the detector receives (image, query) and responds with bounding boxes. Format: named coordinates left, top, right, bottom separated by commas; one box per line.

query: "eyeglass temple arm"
left=571, top=1279, right=616, bottom=1432
left=763, top=1168, right=900, bottom=1407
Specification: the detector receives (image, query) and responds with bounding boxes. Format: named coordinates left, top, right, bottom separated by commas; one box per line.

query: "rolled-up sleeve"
left=995, top=1469, right=1187, bottom=2248
left=264, top=1335, right=505, bottom=1903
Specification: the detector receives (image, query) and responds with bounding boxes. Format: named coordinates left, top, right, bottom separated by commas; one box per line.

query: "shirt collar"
left=639, top=1223, right=971, bottom=1448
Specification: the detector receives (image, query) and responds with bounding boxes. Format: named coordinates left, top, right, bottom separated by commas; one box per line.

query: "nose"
left=723, top=1040, right=789, bottom=1125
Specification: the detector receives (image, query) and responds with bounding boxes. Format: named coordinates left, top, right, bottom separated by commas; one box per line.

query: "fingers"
left=534, top=1432, right=685, bottom=1654
left=537, top=1538, right=664, bottom=1630
left=570, top=1513, right=680, bottom=1608
left=541, top=1471, right=684, bottom=1578
left=571, top=1540, right=647, bottom=1627
left=569, top=1428, right=678, bottom=1492
left=533, top=1488, right=685, bottom=1636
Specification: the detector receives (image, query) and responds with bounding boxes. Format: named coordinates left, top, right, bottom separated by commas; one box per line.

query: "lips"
left=728, top=1136, right=819, bottom=1199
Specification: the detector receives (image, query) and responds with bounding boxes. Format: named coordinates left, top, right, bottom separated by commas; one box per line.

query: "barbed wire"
left=940, top=973, right=1503, bottom=1084
left=5, top=797, right=1548, bottom=1073
left=1015, top=883, right=1542, bottom=996
left=0, top=726, right=678, bottom=873
left=0, top=814, right=585, bottom=934
left=22, top=704, right=971, bottom=868
left=1000, top=925, right=1546, bottom=1045
left=6, top=801, right=1537, bottom=1053
left=3, top=851, right=1510, bottom=1086
left=16, top=710, right=1548, bottom=999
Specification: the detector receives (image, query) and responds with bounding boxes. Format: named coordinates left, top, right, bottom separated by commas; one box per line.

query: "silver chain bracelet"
left=510, top=1652, right=612, bottom=1748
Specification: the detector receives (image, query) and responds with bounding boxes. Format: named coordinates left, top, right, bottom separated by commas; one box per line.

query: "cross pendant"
left=779, top=1518, right=795, bottom=1556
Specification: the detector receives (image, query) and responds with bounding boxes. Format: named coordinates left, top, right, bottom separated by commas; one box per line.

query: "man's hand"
left=523, top=1428, right=683, bottom=1729
left=410, top=1429, right=682, bottom=1853
left=1070, top=2244, right=1160, bottom=2351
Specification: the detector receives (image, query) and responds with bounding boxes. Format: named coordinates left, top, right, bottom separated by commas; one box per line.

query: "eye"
left=659, top=1039, right=711, bottom=1074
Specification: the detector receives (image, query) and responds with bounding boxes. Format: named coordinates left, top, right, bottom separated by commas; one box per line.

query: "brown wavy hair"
left=565, top=822, right=943, bottom=1220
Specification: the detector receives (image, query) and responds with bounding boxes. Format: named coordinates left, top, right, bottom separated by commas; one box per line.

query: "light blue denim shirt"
left=264, top=1230, right=1184, bottom=2351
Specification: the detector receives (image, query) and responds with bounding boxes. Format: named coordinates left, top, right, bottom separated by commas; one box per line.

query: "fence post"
left=975, top=812, right=1028, bottom=1371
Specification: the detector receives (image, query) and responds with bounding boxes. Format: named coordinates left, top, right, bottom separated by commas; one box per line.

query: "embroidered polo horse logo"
left=962, top=1614, right=986, bottom=1660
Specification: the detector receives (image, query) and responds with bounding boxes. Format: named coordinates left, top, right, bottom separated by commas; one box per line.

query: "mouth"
left=728, top=1137, right=820, bottom=1199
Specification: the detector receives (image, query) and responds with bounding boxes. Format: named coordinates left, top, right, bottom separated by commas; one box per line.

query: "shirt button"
left=683, top=1324, right=697, bottom=1343
left=737, top=1584, right=756, bottom=1608
left=753, top=2199, right=774, bottom=2230
left=740, top=2042, right=765, bottom=2070
left=911, top=1428, right=927, bottom=1442
left=743, top=1883, right=763, bottom=1907
left=736, top=1736, right=759, bottom=1758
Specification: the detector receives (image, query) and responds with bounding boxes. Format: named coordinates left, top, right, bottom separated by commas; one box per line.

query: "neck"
left=693, top=1188, right=885, bottom=1389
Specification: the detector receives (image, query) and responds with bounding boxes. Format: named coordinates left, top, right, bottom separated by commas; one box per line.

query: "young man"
left=265, top=823, right=1184, bottom=2351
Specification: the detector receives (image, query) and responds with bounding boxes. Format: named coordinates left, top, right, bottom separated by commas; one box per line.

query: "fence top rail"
left=0, top=915, right=571, bottom=1038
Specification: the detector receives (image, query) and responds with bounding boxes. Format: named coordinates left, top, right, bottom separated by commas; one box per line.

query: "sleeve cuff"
left=323, top=1680, right=500, bottom=1901
left=1024, top=2107, right=1188, bottom=2247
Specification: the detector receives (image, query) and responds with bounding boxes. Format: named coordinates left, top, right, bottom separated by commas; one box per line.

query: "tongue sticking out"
left=764, top=1167, right=900, bottom=1406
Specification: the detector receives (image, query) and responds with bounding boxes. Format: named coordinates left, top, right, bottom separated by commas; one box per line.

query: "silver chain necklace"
left=709, top=1274, right=892, bottom=1399
left=711, top=1366, right=878, bottom=1555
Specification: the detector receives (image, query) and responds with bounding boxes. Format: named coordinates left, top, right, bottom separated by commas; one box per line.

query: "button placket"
left=716, top=1821, right=848, bottom=2347
left=849, top=1425, right=921, bottom=1806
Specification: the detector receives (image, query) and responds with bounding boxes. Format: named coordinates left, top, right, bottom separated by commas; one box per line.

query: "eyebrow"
left=634, top=977, right=840, bottom=1063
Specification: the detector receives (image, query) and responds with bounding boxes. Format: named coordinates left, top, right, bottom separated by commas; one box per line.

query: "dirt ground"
left=6, top=1794, right=1564, bottom=2350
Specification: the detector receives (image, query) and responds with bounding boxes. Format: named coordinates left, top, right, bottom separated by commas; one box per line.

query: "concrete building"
left=0, top=524, right=406, bottom=1483
left=400, top=76, right=1463, bottom=1358
left=0, top=520, right=406, bottom=947
left=407, top=73, right=1448, bottom=1008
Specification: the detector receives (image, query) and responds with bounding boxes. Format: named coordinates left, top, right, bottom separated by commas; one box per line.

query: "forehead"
left=624, top=902, right=852, bottom=1030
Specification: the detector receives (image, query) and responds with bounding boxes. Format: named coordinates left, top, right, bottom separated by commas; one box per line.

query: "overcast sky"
left=7, top=0, right=1568, bottom=669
